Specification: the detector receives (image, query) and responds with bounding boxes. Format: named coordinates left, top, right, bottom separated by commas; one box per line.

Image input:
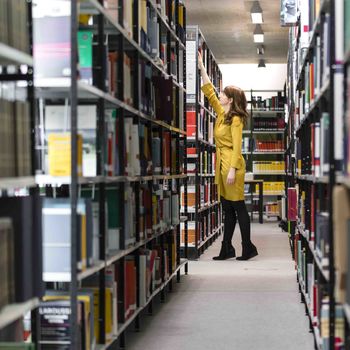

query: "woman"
left=198, top=52, right=258, bottom=261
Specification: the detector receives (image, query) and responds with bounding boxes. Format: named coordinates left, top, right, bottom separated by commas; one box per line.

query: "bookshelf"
left=284, top=0, right=349, bottom=348
left=181, top=25, right=223, bottom=259
left=243, top=89, right=286, bottom=220
left=0, top=1, right=43, bottom=348
left=0, top=0, right=189, bottom=348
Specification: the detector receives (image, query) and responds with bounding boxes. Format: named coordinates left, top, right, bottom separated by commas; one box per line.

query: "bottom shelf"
left=97, top=259, right=188, bottom=350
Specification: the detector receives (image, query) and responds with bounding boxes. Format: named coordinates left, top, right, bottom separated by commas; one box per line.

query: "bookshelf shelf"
left=254, top=172, right=285, bottom=175
left=97, top=258, right=188, bottom=350
left=252, top=130, right=285, bottom=134
left=250, top=151, right=285, bottom=155
left=296, top=175, right=329, bottom=184
left=36, top=174, right=187, bottom=186
left=105, top=224, right=180, bottom=267
left=0, top=298, right=39, bottom=330
left=186, top=137, right=216, bottom=147
left=35, top=80, right=186, bottom=136
left=0, top=42, right=33, bottom=66
left=197, top=224, right=223, bottom=249
left=336, top=175, right=350, bottom=188
left=0, top=176, right=36, bottom=189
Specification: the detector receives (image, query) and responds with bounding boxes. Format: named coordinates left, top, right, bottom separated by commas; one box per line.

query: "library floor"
left=125, top=222, right=315, bottom=350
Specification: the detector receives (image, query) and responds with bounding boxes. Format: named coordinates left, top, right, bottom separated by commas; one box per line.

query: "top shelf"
left=0, top=42, right=33, bottom=66
left=80, top=0, right=185, bottom=50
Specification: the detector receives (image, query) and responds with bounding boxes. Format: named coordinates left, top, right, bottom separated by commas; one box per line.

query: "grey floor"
left=125, top=222, right=315, bottom=350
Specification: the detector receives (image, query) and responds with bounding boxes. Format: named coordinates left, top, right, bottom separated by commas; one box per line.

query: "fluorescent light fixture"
left=251, top=1, right=263, bottom=24
left=257, top=45, right=264, bottom=55
left=258, top=59, right=266, bottom=68
left=253, top=24, right=264, bottom=43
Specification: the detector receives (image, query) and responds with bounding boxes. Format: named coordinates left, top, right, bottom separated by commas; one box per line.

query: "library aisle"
left=126, top=223, right=314, bottom=350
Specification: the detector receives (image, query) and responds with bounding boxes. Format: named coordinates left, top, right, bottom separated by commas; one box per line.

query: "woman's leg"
left=232, top=200, right=258, bottom=260
left=213, top=197, right=237, bottom=260
left=231, top=200, right=251, bottom=247
left=222, top=197, right=237, bottom=244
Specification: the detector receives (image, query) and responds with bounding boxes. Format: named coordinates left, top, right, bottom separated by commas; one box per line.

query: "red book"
left=287, top=187, right=297, bottom=221
left=186, top=111, right=196, bottom=137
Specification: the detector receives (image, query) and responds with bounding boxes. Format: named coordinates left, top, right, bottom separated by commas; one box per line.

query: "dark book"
left=0, top=197, right=35, bottom=302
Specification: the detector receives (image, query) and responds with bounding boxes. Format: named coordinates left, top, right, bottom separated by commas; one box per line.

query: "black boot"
left=213, top=241, right=236, bottom=260
left=236, top=243, right=258, bottom=261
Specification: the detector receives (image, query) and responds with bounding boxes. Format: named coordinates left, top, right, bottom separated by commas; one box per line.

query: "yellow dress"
left=201, top=83, right=245, bottom=201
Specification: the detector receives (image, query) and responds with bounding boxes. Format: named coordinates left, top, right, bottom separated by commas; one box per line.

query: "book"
left=332, top=185, right=350, bottom=304
left=45, top=105, right=97, bottom=177
left=48, top=133, right=83, bottom=177
left=33, top=0, right=71, bottom=80
left=0, top=196, right=44, bottom=302
left=0, top=218, right=14, bottom=309
left=78, top=30, right=93, bottom=84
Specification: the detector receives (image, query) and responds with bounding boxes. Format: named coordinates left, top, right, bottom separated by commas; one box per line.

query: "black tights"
left=221, top=197, right=251, bottom=248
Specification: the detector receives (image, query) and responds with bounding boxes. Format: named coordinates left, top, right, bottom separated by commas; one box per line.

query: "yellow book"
left=88, top=288, right=113, bottom=343
left=139, top=0, right=148, bottom=34
left=178, top=3, right=184, bottom=27
left=48, top=133, right=83, bottom=177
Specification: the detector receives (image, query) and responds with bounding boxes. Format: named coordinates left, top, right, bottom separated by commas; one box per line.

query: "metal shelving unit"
left=243, top=89, right=286, bottom=222
left=19, top=0, right=190, bottom=348
left=181, top=25, right=222, bottom=259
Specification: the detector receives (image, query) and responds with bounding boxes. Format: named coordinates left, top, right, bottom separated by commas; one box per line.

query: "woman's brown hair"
left=223, top=86, right=249, bottom=126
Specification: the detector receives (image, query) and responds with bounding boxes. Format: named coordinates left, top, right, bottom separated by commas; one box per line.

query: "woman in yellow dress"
left=198, top=53, right=258, bottom=261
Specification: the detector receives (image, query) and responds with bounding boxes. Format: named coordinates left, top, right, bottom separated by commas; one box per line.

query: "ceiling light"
left=251, top=1, right=263, bottom=24
left=253, top=24, right=264, bottom=43
left=257, top=45, right=264, bottom=55
left=258, top=59, right=266, bottom=68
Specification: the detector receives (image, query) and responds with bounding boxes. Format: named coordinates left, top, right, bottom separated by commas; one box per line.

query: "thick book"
left=0, top=197, right=37, bottom=302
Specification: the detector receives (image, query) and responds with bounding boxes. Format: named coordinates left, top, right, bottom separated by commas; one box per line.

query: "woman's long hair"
left=223, top=86, right=249, bottom=126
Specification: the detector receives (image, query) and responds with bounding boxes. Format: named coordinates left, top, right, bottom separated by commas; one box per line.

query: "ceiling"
left=183, top=0, right=289, bottom=64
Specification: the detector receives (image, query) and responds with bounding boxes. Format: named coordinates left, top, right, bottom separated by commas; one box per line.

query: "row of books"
left=181, top=212, right=221, bottom=246
left=0, top=0, right=28, bottom=54
left=294, top=113, right=330, bottom=176
left=265, top=202, right=279, bottom=216
left=33, top=9, right=184, bottom=127
left=181, top=183, right=218, bottom=210
left=44, top=107, right=184, bottom=177
left=294, top=232, right=345, bottom=348
left=0, top=99, right=32, bottom=178
left=0, top=196, right=44, bottom=305
left=39, top=237, right=177, bottom=349
left=251, top=93, right=285, bottom=110
left=254, top=181, right=284, bottom=194
left=186, top=110, right=214, bottom=143
left=187, top=150, right=215, bottom=175
left=253, top=161, right=285, bottom=173
left=252, top=140, right=284, bottom=152
left=253, top=119, right=285, bottom=130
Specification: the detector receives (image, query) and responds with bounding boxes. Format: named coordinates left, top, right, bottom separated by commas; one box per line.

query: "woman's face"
left=219, top=91, right=232, bottom=106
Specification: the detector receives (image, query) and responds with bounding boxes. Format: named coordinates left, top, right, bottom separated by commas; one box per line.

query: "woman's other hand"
left=227, top=168, right=236, bottom=185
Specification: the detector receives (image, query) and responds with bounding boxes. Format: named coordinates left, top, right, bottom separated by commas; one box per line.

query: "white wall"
left=219, top=64, right=287, bottom=91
